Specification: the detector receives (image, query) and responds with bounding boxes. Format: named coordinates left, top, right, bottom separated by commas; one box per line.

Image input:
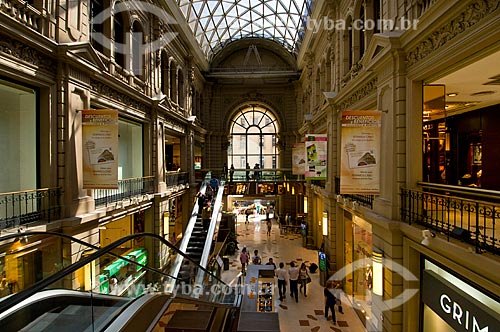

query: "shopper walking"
left=240, top=247, right=250, bottom=274
left=324, top=280, right=337, bottom=325
left=299, top=262, right=310, bottom=297
left=276, top=262, right=288, bottom=302
left=288, top=261, right=299, bottom=303
left=252, top=249, right=262, bottom=265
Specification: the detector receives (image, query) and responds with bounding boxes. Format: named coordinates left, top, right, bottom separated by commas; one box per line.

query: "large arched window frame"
left=228, top=106, right=279, bottom=170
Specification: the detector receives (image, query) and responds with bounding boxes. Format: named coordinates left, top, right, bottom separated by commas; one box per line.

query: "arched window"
left=161, top=52, right=169, bottom=95
left=90, top=0, right=104, bottom=53
left=170, top=61, right=176, bottom=102
left=344, top=16, right=353, bottom=72
left=113, top=7, right=125, bottom=68
left=178, top=69, right=184, bottom=108
left=228, top=106, right=279, bottom=170
left=131, top=21, right=143, bottom=76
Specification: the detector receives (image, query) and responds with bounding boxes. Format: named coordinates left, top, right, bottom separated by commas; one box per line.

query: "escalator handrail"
left=199, top=180, right=225, bottom=268
left=0, top=231, right=228, bottom=314
left=169, top=180, right=209, bottom=285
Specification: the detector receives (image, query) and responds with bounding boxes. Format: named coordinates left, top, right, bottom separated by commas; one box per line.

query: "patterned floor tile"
left=299, top=320, right=310, bottom=326
left=314, top=309, right=324, bottom=315
left=307, top=314, right=318, bottom=320
left=337, top=321, right=348, bottom=327
left=311, top=326, right=320, bottom=332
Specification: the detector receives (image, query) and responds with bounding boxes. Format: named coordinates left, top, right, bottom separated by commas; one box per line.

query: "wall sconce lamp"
left=322, top=211, right=328, bottom=236
left=336, top=194, right=342, bottom=203
left=421, top=229, right=435, bottom=246
left=372, top=249, right=384, bottom=296
left=303, top=196, right=308, bottom=214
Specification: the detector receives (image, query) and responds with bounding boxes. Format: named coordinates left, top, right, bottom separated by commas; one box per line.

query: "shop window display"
left=344, top=212, right=373, bottom=327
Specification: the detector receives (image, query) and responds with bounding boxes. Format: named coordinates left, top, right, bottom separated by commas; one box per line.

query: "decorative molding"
left=338, top=77, right=378, bottom=110
left=406, top=0, right=500, bottom=66
left=90, top=79, right=148, bottom=113
left=163, top=118, right=186, bottom=134
left=0, top=37, right=55, bottom=72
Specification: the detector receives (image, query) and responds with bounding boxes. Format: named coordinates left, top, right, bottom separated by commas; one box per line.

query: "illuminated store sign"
left=422, top=270, right=499, bottom=332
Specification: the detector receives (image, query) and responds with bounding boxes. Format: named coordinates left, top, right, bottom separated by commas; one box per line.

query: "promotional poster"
left=340, top=110, right=381, bottom=194
left=82, top=109, right=119, bottom=189
left=305, top=134, right=327, bottom=180
left=292, top=143, right=306, bottom=175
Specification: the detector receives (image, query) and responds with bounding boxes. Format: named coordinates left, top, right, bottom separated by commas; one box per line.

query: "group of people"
left=275, top=261, right=310, bottom=302
left=196, top=177, right=220, bottom=233
left=222, top=163, right=235, bottom=182
left=238, top=246, right=342, bottom=325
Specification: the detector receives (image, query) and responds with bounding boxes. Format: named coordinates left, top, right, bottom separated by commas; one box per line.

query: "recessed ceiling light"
left=447, top=93, right=458, bottom=97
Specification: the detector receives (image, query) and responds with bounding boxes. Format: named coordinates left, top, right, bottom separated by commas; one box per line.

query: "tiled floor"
left=221, top=214, right=367, bottom=332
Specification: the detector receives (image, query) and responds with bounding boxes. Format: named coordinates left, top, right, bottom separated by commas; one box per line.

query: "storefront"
left=0, top=77, right=37, bottom=197
left=343, top=210, right=373, bottom=327
left=421, top=259, right=500, bottom=332
left=0, top=235, right=62, bottom=298
left=422, top=50, right=500, bottom=190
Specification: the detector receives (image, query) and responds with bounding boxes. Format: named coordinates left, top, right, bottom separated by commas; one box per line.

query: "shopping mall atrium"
left=0, top=0, right=499, bottom=331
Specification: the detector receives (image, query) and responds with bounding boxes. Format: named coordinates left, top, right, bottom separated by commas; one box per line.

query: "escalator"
left=184, top=215, right=205, bottom=264
left=0, top=231, right=241, bottom=332
left=174, top=179, right=225, bottom=285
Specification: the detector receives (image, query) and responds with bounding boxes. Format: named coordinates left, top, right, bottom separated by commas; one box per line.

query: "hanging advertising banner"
left=340, top=110, right=381, bottom=194
left=292, top=143, right=306, bottom=175
left=305, top=134, right=327, bottom=180
left=82, top=109, right=119, bottom=189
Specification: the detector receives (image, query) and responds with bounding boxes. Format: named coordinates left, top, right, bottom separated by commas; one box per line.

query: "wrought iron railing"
left=93, top=176, right=155, bottom=207
left=400, top=184, right=499, bottom=255
left=0, top=188, right=61, bottom=230
left=165, top=171, right=189, bottom=188
left=200, top=168, right=304, bottom=182
left=334, top=177, right=374, bottom=209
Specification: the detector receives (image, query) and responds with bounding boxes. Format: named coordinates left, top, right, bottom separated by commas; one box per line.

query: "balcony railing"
left=93, top=176, right=155, bottom=207
left=400, top=183, right=499, bottom=255
left=199, top=168, right=304, bottom=182
left=165, top=171, right=189, bottom=194
left=0, top=188, right=61, bottom=230
left=334, top=177, right=374, bottom=209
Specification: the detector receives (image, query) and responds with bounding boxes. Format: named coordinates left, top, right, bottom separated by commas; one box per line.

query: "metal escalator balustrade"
left=0, top=231, right=234, bottom=332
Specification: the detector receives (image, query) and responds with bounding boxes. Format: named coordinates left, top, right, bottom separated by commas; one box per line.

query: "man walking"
left=276, top=262, right=289, bottom=302
left=288, top=261, right=300, bottom=303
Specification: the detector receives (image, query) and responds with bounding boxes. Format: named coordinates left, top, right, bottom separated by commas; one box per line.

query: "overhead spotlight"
left=421, top=229, right=435, bottom=246
left=187, top=115, right=196, bottom=123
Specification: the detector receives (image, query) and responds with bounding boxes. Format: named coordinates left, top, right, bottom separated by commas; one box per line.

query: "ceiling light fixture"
left=447, top=92, right=458, bottom=97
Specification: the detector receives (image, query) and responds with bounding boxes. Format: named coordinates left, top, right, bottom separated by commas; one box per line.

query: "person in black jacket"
left=324, top=280, right=337, bottom=324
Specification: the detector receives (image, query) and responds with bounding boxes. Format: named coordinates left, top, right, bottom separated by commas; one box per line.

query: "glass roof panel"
left=177, top=0, right=312, bottom=59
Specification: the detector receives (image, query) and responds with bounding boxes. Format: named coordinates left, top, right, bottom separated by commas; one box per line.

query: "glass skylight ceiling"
left=177, top=0, right=312, bottom=58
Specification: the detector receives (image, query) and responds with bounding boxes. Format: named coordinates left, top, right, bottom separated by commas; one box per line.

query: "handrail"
left=417, top=182, right=500, bottom=202
left=199, top=180, right=225, bottom=269
left=400, top=187, right=500, bottom=255
left=0, top=231, right=227, bottom=313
